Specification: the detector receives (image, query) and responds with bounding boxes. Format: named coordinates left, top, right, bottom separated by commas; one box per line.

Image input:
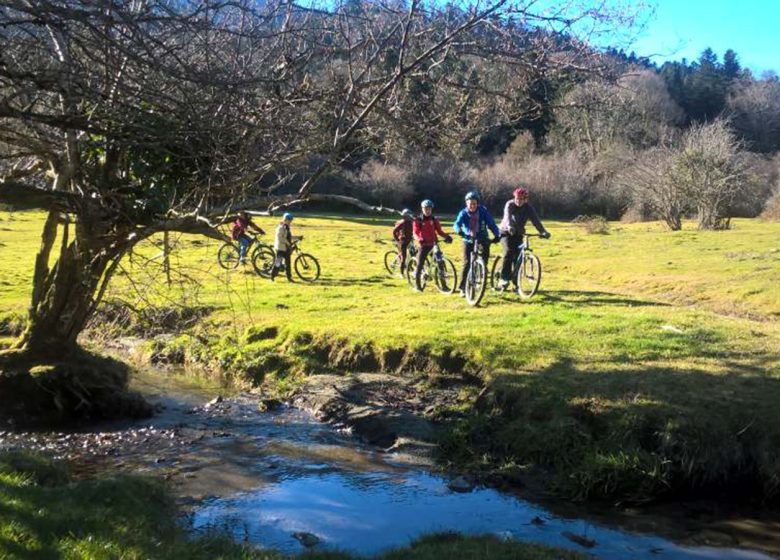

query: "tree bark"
left=13, top=210, right=122, bottom=359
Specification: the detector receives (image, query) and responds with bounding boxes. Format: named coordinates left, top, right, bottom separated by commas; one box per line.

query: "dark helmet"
left=464, top=190, right=480, bottom=203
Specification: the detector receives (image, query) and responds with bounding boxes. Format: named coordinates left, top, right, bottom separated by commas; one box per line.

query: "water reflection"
left=192, top=408, right=773, bottom=559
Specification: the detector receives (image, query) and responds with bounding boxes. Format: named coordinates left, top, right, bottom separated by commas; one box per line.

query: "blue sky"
left=630, top=0, right=779, bottom=75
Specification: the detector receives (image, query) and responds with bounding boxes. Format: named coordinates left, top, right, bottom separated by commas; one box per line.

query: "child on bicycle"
left=412, top=200, right=453, bottom=291
left=498, top=187, right=550, bottom=290
left=392, top=209, right=414, bottom=277
left=232, top=211, right=266, bottom=265
left=271, top=212, right=302, bottom=281
left=454, top=191, right=501, bottom=297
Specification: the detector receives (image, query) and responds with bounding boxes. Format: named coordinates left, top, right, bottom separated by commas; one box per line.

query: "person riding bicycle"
left=232, top=211, right=266, bottom=265
left=392, top=209, right=414, bottom=277
left=497, top=187, right=550, bottom=290
left=412, top=200, right=453, bottom=291
left=271, top=212, right=302, bottom=281
left=454, top=190, right=501, bottom=297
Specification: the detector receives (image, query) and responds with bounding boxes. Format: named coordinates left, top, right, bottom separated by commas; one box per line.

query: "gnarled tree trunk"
left=14, top=210, right=124, bottom=359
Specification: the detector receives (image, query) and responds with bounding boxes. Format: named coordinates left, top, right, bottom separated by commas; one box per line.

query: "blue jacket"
left=453, top=205, right=500, bottom=243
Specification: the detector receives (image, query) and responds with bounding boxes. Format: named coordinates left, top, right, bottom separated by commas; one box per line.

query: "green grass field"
left=2, top=210, right=780, bottom=502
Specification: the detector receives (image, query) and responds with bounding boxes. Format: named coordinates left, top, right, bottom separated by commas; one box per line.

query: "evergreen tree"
left=723, top=49, right=741, bottom=81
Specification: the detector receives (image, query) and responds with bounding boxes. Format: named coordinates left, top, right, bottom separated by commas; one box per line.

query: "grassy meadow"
left=1, top=209, right=780, bottom=502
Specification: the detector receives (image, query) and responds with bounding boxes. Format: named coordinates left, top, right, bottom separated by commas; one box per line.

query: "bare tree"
left=616, top=145, right=685, bottom=230
left=554, top=68, right=684, bottom=156
left=0, top=0, right=646, bottom=416
left=671, top=119, right=746, bottom=230
left=727, top=78, right=780, bottom=153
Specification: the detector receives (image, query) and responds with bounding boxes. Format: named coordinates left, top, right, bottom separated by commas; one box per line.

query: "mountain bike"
left=217, top=234, right=272, bottom=270
left=490, top=233, right=544, bottom=298
left=252, top=239, right=320, bottom=282
left=462, top=237, right=491, bottom=306
left=384, top=242, right=418, bottom=277
left=405, top=242, right=457, bottom=294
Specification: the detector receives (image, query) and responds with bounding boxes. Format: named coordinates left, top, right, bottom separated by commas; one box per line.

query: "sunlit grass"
left=1, top=210, right=779, bottom=501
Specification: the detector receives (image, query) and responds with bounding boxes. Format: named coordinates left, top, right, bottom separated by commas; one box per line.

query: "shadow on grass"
left=443, top=354, right=780, bottom=504
left=536, top=290, right=671, bottom=308
left=316, top=275, right=391, bottom=287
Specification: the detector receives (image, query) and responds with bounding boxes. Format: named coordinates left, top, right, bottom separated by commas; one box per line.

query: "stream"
left=1, top=369, right=778, bottom=559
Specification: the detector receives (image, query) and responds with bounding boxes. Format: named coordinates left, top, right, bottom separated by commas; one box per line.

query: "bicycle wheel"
left=250, top=242, right=273, bottom=261
left=251, top=246, right=276, bottom=278
left=465, top=259, right=487, bottom=306
left=405, top=258, right=418, bottom=288
left=384, top=250, right=402, bottom=277
left=218, top=243, right=240, bottom=269
left=294, top=253, right=320, bottom=282
left=433, top=257, right=457, bottom=294
left=517, top=252, right=542, bottom=298
left=489, top=256, right=503, bottom=289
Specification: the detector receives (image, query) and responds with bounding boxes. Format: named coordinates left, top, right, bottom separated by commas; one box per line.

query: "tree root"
left=0, top=347, right=152, bottom=428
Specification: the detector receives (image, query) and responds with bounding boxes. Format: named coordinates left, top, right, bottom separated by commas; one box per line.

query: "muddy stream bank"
left=1, top=367, right=778, bottom=559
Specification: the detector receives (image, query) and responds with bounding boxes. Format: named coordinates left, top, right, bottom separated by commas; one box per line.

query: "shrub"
left=573, top=214, right=610, bottom=234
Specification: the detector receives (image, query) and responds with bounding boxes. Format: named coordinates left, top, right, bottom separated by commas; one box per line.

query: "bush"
left=762, top=191, right=780, bottom=220
left=573, top=215, right=610, bottom=234
left=349, top=159, right=413, bottom=208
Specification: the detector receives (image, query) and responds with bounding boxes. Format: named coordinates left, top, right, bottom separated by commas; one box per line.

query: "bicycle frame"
left=510, top=235, right=535, bottom=277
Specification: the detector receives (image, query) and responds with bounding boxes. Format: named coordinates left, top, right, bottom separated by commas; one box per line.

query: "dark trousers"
left=500, top=235, right=521, bottom=283
left=271, top=249, right=293, bottom=280
left=415, top=244, right=433, bottom=289
left=459, top=240, right=490, bottom=290
left=397, top=239, right=411, bottom=271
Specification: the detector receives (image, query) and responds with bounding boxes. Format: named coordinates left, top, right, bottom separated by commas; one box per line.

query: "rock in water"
left=205, top=396, right=223, bottom=408
left=447, top=475, right=474, bottom=493
left=561, top=531, right=596, bottom=548
left=292, top=532, right=321, bottom=548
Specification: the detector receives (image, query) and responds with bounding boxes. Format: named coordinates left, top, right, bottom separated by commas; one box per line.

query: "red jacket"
left=413, top=215, right=448, bottom=246
left=231, top=216, right=250, bottom=240
left=393, top=218, right=413, bottom=242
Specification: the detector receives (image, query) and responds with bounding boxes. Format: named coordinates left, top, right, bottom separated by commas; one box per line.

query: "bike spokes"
left=517, top=252, right=542, bottom=298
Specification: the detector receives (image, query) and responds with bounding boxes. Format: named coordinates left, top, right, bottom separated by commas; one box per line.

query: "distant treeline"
left=311, top=47, right=780, bottom=226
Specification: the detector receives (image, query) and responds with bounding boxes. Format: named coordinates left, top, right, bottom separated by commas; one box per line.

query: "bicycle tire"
left=465, top=258, right=487, bottom=306
left=405, top=258, right=418, bottom=288
left=384, top=250, right=402, bottom=277
left=294, top=253, right=320, bottom=282
left=250, top=242, right=273, bottom=261
left=218, top=243, right=240, bottom=270
left=251, top=246, right=276, bottom=278
left=489, top=256, right=503, bottom=289
left=517, top=252, right=542, bottom=298
left=433, top=257, right=457, bottom=294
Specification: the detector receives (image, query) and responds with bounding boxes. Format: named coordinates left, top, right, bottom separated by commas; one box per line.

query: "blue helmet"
left=421, top=199, right=434, bottom=209
left=283, top=212, right=294, bottom=221
left=401, top=208, right=413, bottom=217
left=464, top=190, right=480, bottom=203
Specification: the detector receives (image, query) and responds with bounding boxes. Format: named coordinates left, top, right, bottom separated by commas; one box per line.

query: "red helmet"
left=513, top=187, right=529, bottom=198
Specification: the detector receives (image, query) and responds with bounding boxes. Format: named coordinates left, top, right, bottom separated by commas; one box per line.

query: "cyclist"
left=232, top=211, right=266, bottom=265
left=392, top=209, right=414, bottom=277
left=454, top=190, right=500, bottom=297
left=270, top=212, right=302, bottom=281
left=498, top=187, right=550, bottom=290
left=412, top=200, right=453, bottom=291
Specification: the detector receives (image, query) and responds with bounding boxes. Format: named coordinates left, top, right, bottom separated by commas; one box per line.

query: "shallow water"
left=188, top=405, right=774, bottom=559
left=3, top=368, right=776, bottom=559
